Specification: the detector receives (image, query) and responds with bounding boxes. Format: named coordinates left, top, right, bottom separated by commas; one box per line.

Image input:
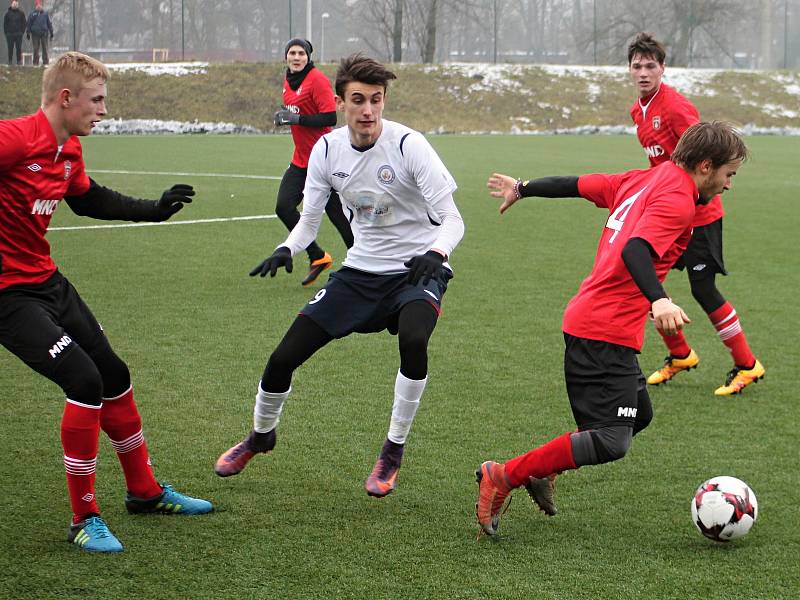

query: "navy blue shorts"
left=299, top=267, right=452, bottom=338
left=673, top=218, right=726, bottom=278
left=563, top=333, right=650, bottom=430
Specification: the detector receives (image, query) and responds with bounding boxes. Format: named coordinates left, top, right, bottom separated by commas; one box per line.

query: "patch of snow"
left=94, top=118, right=261, bottom=134
left=106, top=62, right=209, bottom=76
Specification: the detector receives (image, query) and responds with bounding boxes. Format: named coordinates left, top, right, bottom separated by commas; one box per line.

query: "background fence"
left=10, top=0, right=800, bottom=68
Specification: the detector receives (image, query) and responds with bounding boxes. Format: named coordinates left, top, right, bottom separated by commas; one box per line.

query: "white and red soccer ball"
left=691, top=476, right=758, bottom=542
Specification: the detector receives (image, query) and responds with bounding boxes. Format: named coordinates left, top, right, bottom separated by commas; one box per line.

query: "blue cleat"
left=67, top=516, right=124, bottom=553
left=125, top=484, right=213, bottom=515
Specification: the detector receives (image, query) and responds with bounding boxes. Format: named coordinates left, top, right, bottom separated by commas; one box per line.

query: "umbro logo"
left=692, top=264, right=707, bottom=271
left=81, top=493, right=95, bottom=502
left=27, top=163, right=42, bottom=172
left=332, top=171, right=350, bottom=178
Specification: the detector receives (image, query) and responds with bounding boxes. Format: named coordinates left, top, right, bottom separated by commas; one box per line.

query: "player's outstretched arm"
left=250, top=246, right=293, bottom=278
left=487, top=173, right=580, bottom=214
left=65, top=179, right=194, bottom=222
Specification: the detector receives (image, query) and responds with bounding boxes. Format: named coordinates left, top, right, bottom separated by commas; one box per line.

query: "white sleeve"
left=403, top=133, right=464, bottom=257
left=429, top=193, right=464, bottom=258
left=280, top=137, right=330, bottom=255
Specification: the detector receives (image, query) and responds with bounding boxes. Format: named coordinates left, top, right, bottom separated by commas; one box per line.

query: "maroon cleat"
left=214, top=429, right=275, bottom=477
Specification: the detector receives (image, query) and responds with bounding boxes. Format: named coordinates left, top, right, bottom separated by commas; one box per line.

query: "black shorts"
left=672, top=218, right=726, bottom=278
left=0, top=271, right=106, bottom=378
left=563, top=333, right=649, bottom=430
left=300, top=266, right=451, bottom=339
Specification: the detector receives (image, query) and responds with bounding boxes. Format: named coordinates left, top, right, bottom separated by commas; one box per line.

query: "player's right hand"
left=651, top=297, right=691, bottom=336
left=487, top=172, right=520, bottom=214
left=249, top=246, right=293, bottom=278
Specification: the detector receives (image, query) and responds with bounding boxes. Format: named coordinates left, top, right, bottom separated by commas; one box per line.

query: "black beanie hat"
left=284, top=38, right=313, bottom=58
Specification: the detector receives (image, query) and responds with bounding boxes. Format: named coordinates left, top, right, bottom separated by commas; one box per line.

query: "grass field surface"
left=1, top=134, right=797, bottom=599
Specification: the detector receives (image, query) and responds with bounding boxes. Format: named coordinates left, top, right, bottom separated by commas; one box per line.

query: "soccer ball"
left=691, top=476, right=758, bottom=542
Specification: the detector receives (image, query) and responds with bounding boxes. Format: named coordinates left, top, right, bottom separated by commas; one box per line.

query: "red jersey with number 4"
left=0, top=109, right=91, bottom=289
left=630, top=83, right=722, bottom=227
left=283, top=67, right=336, bottom=168
left=562, top=161, right=697, bottom=351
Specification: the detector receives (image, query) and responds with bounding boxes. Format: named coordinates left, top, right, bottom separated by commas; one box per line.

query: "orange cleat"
left=475, top=461, right=513, bottom=536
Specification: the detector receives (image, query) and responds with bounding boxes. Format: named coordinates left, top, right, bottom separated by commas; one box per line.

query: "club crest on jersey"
left=64, top=160, right=72, bottom=180
left=652, top=116, right=661, bottom=129
left=377, top=165, right=396, bottom=185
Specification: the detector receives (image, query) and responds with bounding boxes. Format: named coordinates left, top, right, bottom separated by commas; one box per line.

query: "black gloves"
left=154, top=184, right=194, bottom=221
left=274, top=108, right=300, bottom=126
left=250, top=246, right=293, bottom=278
left=404, top=250, right=445, bottom=285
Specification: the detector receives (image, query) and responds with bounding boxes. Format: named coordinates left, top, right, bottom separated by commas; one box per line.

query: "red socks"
left=504, top=432, right=578, bottom=488
left=100, top=387, right=162, bottom=499
left=61, top=400, right=101, bottom=523
left=708, top=302, right=755, bottom=368
left=658, top=329, right=692, bottom=359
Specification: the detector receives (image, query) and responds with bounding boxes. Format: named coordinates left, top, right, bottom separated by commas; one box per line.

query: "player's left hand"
left=404, top=250, right=445, bottom=285
left=651, top=297, right=691, bottom=336
left=155, top=184, right=194, bottom=220
left=487, top=173, right=521, bottom=214
left=274, top=108, right=300, bottom=127
left=250, top=246, right=293, bottom=278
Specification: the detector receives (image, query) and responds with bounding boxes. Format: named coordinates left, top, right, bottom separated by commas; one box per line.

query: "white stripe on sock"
left=64, top=455, right=97, bottom=475
left=110, top=429, right=145, bottom=453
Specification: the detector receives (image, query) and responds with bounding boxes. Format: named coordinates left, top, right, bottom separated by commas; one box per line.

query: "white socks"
left=387, top=370, right=427, bottom=444
left=253, top=386, right=290, bottom=433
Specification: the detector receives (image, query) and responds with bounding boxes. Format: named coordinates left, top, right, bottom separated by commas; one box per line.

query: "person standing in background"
left=26, top=0, right=53, bottom=66
left=4, top=1, right=26, bottom=66
left=271, top=38, right=354, bottom=287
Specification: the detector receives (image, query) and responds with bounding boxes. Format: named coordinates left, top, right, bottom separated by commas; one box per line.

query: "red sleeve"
left=631, top=190, right=694, bottom=258
left=311, top=70, right=336, bottom=113
left=0, top=119, right=27, bottom=173
left=669, top=95, right=700, bottom=138
left=578, top=173, right=619, bottom=209
left=65, top=141, right=90, bottom=196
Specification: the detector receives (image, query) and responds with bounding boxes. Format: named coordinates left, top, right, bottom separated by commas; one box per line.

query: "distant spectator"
left=4, top=0, right=26, bottom=66
left=25, top=0, right=52, bottom=66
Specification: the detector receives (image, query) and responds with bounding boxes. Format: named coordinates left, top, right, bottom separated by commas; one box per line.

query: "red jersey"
left=283, top=67, right=336, bottom=168
left=630, top=83, right=723, bottom=227
left=562, top=161, right=697, bottom=351
left=0, top=109, right=90, bottom=289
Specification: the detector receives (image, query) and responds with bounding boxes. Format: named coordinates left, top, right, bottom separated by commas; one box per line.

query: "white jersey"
left=281, top=120, right=464, bottom=274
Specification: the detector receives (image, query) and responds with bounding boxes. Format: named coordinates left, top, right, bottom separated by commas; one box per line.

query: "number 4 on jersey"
left=605, top=186, right=646, bottom=243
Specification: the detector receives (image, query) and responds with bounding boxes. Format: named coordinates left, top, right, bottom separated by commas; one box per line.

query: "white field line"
left=49, top=214, right=278, bottom=231
left=88, top=169, right=282, bottom=180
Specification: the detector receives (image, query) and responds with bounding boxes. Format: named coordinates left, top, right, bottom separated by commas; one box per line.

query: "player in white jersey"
left=215, top=53, right=465, bottom=499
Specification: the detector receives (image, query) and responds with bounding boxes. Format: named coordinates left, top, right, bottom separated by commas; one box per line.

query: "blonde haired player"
left=0, top=52, right=211, bottom=553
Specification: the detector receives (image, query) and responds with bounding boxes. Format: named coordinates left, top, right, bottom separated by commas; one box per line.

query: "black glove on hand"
left=250, top=246, right=293, bottom=278
left=274, top=108, right=300, bottom=127
left=155, top=184, right=194, bottom=220
left=404, top=250, right=445, bottom=285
